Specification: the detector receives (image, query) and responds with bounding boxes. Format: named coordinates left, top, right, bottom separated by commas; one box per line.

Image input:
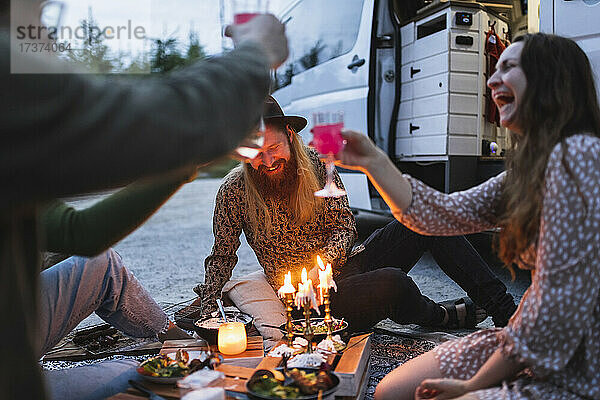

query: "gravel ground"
left=64, top=177, right=530, bottom=335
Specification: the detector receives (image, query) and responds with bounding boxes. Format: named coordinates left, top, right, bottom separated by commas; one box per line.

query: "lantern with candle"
left=217, top=321, right=247, bottom=355
left=277, top=271, right=296, bottom=346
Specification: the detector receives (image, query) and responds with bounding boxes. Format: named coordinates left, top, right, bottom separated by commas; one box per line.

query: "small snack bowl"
left=194, top=308, right=253, bottom=344
left=246, top=367, right=340, bottom=400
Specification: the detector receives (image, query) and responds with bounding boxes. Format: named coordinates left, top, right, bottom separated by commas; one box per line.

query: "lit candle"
left=278, top=271, right=296, bottom=346
left=294, top=282, right=306, bottom=309
left=305, top=278, right=319, bottom=314
left=217, top=322, right=247, bottom=355
left=277, top=271, right=296, bottom=298
left=317, top=256, right=337, bottom=303
left=316, top=255, right=326, bottom=270
left=295, top=268, right=320, bottom=314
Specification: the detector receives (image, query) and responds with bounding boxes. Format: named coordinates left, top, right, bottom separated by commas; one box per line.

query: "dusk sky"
left=60, top=0, right=291, bottom=60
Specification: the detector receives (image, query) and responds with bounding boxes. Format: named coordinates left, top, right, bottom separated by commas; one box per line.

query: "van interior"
left=394, top=1, right=532, bottom=34
left=367, top=0, right=538, bottom=203
left=273, top=0, right=595, bottom=214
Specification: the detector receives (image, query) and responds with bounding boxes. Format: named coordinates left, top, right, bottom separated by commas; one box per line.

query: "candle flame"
left=316, top=255, right=326, bottom=270
left=301, top=267, right=307, bottom=283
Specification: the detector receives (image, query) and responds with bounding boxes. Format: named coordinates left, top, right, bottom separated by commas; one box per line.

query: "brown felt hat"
left=263, top=96, right=307, bottom=133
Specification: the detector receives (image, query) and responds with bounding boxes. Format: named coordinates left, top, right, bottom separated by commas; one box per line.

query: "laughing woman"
left=335, top=33, right=600, bottom=400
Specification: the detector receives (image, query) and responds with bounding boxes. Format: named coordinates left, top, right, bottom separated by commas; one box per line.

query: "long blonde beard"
left=243, top=129, right=323, bottom=234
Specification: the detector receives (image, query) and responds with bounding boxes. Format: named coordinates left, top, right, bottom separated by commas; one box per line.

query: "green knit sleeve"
left=40, top=168, right=195, bottom=256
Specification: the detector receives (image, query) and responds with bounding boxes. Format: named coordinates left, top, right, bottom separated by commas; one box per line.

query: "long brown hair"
left=497, top=33, right=600, bottom=267
left=242, top=123, right=323, bottom=234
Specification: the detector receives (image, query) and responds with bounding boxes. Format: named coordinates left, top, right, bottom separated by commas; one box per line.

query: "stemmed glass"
left=222, top=0, right=269, bottom=161
left=312, top=112, right=346, bottom=197
left=234, top=122, right=265, bottom=160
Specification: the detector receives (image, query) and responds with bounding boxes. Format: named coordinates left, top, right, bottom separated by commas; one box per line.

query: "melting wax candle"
left=277, top=271, right=296, bottom=298
left=295, top=279, right=319, bottom=314
left=317, top=256, right=337, bottom=303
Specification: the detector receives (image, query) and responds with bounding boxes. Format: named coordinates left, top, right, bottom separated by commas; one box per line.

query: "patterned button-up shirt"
left=198, top=148, right=357, bottom=309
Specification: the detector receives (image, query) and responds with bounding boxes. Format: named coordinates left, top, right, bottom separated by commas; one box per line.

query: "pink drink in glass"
left=312, top=122, right=344, bottom=155
left=312, top=111, right=345, bottom=197
left=234, top=12, right=259, bottom=24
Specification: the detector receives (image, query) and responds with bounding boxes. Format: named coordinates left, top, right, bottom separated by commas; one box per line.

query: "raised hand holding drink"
left=312, top=112, right=346, bottom=197
left=224, top=0, right=270, bottom=162
left=224, top=0, right=269, bottom=28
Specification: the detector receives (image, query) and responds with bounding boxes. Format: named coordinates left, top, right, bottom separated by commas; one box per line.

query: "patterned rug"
left=365, top=332, right=438, bottom=400
left=42, top=315, right=465, bottom=400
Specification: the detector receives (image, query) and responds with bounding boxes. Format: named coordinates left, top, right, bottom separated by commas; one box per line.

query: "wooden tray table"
left=108, top=333, right=372, bottom=400
left=256, top=333, right=372, bottom=399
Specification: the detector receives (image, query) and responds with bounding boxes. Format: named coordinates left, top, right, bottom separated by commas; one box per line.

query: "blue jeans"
left=330, top=220, right=517, bottom=331
left=39, top=249, right=168, bottom=400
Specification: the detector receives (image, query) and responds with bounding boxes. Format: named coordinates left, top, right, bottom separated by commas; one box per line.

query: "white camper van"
left=272, top=0, right=600, bottom=226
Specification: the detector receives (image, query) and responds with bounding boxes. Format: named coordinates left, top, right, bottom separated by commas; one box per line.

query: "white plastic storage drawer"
left=413, top=135, right=447, bottom=155
left=450, top=31, right=479, bottom=52
left=397, top=114, right=447, bottom=138
left=401, top=52, right=448, bottom=83
left=414, top=29, right=449, bottom=60
left=449, top=72, right=478, bottom=94
left=413, top=73, right=449, bottom=99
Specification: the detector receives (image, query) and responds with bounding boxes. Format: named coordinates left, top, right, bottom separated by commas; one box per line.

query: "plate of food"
left=278, top=318, right=348, bottom=338
left=246, top=367, right=339, bottom=400
left=136, top=349, right=222, bottom=384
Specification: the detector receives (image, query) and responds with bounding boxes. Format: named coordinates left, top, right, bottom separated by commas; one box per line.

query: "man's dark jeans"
left=329, top=220, right=516, bottom=332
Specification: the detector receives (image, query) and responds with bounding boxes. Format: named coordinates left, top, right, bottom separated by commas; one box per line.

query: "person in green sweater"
left=39, top=168, right=197, bottom=399
left=1, top=2, right=289, bottom=398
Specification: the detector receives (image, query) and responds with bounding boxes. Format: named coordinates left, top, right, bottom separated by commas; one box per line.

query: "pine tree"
left=63, top=8, right=115, bottom=73
left=185, top=31, right=206, bottom=65
left=150, top=30, right=206, bottom=74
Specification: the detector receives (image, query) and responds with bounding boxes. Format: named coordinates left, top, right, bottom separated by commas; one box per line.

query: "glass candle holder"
left=217, top=322, right=247, bottom=355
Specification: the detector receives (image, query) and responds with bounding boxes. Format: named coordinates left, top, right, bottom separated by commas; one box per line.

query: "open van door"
left=540, top=0, right=600, bottom=104
left=273, top=0, right=375, bottom=210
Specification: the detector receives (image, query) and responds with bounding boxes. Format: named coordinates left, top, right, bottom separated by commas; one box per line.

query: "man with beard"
left=195, top=97, right=517, bottom=347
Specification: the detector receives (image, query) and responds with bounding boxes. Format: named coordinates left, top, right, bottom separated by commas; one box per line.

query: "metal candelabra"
left=322, top=288, right=334, bottom=342
left=322, top=286, right=346, bottom=351
left=283, top=293, right=295, bottom=346
left=302, top=303, right=314, bottom=353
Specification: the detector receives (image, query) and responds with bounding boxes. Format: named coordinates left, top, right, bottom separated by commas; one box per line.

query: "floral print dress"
left=397, top=134, right=600, bottom=399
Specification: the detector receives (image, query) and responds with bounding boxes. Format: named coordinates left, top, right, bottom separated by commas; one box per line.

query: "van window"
left=274, top=0, right=364, bottom=89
